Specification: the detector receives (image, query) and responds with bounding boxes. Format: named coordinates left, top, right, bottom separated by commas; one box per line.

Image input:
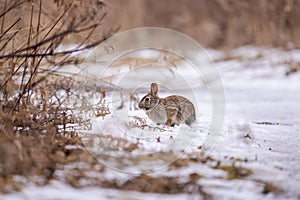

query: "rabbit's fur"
left=139, top=83, right=196, bottom=127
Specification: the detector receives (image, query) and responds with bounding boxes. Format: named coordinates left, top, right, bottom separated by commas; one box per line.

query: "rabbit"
left=138, top=83, right=196, bottom=127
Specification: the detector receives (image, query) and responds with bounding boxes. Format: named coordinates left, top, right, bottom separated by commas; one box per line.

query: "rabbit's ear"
left=150, top=83, right=158, bottom=96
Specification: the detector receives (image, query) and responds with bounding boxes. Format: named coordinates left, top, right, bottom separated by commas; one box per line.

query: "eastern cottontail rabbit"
left=138, top=83, right=196, bottom=127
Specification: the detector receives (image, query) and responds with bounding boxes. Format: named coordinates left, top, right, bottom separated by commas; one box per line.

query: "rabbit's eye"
left=145, top=97, right=150, bottom=102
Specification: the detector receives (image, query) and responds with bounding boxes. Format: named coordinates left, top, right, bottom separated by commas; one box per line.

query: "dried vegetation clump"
left=0, top=0, right=115, bottom=193
left=101, top=173, right=210, bottom=198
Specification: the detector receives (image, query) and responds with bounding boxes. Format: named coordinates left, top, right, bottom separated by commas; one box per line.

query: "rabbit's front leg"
left=165, top=108, right=178, bottom=127
left=165, top=118, right=178, bottom=127
left=166, top=118, right=173, bottom=126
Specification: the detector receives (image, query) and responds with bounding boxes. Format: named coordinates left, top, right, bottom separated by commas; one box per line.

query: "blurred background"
left=4, top=0, right=300, bottom=48
left=105, top=0, right=300, bottom=48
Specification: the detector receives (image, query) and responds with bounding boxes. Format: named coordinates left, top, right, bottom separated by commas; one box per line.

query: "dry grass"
left=0, top=0, right=115, bottom=193
left=0, top=130, right=83, bottom=193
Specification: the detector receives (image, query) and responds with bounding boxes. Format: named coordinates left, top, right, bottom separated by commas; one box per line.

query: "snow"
left=2, top=46, right=300, bottom=200
left=3, top=181, right=201, bottom=200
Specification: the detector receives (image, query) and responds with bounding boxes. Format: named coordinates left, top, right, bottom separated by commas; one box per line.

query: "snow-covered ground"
left=204, top=46, right=300, bottom=199
left=2, top=46, right=300, bottom=200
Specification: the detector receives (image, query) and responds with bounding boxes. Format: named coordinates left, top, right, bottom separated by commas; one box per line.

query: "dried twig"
left=128, top=116, right=172, bottom=132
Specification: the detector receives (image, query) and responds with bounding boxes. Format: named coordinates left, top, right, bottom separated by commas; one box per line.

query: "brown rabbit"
left=138, top=83, right=196, bottom=127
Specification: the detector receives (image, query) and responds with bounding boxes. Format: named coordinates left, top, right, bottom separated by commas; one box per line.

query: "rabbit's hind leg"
left=185, top=114, right=196, bottom=126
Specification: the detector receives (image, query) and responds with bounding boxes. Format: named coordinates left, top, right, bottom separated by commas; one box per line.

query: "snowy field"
left=2, top=46, right=300, bottom=200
